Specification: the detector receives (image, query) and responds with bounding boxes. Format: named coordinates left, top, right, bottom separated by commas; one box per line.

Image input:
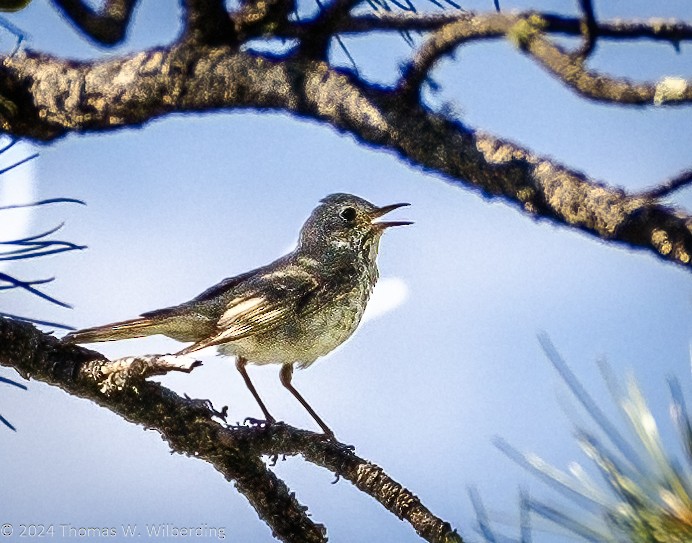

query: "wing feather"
left=178, top=265, right=320, bottom=354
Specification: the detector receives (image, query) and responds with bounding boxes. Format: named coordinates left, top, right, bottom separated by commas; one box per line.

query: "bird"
left=64, top=193, right=412, bottom=437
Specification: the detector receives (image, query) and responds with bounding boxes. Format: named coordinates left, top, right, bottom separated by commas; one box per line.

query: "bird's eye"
left=339, top=207, right=357, bottom=223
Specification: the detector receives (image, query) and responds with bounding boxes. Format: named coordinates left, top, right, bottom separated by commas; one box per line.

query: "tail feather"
left=63, top=317, right=161, bottom=344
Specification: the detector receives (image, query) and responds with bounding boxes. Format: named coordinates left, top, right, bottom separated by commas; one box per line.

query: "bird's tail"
left=63, top=317, right=162, bottom=344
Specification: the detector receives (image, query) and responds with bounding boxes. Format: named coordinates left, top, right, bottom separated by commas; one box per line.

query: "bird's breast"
left=218, top=273, right=375, bottom=367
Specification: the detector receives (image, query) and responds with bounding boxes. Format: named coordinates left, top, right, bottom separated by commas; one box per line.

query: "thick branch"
left=0, top=318, right=461, bottom=543
left=0, top=318, right=325, bottom=543
left=219, top=425, right=462, bottom=542
left=0, top=46, right=688, bottom=268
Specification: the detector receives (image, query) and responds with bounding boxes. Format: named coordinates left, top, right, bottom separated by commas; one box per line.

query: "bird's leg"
left=236, top=357, right=275, bottom=424
left=279, top=363, right=334, bottom=438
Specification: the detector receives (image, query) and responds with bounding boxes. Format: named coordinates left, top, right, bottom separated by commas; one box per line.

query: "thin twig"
left=317, top=10, right=692, bottom=43
left=573, top=0, right=598, bottom=58
left=0, top=369, right=28, bottom=434
left=300, top=0, right=363, bottom=59
left=640, top=168, right=692, bottom=199
left=313, top=0, right=359, bottom=71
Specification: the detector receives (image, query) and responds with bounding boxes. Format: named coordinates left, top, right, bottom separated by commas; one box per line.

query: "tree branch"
left=0, top=317, right=327, bottom=542
left=0, top=45, right=689, bottom=268
left=397, top=13, right=504, bottom=100
left=540, top=12, right=692, bottom=43
left=393, top=12, right=692, bottom=106
left=0, top=317, right=462, bottom=543
left=523, top=30, right=692, bottom=105
left=220, top=426, right=463, bottom=542
left=5, top=11, right=692, bottom=112
left=316, top=9, right=692, bottom=44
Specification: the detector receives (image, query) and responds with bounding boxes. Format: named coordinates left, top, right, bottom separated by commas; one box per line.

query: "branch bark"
left=0, top=317, right=462, bottom=543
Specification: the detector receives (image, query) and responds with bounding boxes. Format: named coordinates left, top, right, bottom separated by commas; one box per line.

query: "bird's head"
left=298, top=193, right=412, bottom=260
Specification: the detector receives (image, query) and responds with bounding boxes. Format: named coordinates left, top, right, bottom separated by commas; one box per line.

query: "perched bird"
left=64, top=193, right=412, bottom=437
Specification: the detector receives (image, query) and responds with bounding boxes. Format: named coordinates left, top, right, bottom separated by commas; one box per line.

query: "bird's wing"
left=140, top=265, right=271, bottom=321
left=189, top=268, right=267, bottom=303
left=177, top=265, right=321, bottom=354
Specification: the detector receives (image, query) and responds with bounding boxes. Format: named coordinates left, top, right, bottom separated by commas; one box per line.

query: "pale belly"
left=217, top=291, right=369, bottom=368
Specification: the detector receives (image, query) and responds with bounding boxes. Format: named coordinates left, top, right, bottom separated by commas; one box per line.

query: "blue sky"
left=1, top=1, right=691, bottom=541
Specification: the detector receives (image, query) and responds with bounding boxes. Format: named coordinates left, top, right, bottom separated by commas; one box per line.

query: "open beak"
left=370, top=202, right=413, bottom=229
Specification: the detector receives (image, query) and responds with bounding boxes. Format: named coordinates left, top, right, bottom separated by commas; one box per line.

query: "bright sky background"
left=1, top=1, right=691, bottom=542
